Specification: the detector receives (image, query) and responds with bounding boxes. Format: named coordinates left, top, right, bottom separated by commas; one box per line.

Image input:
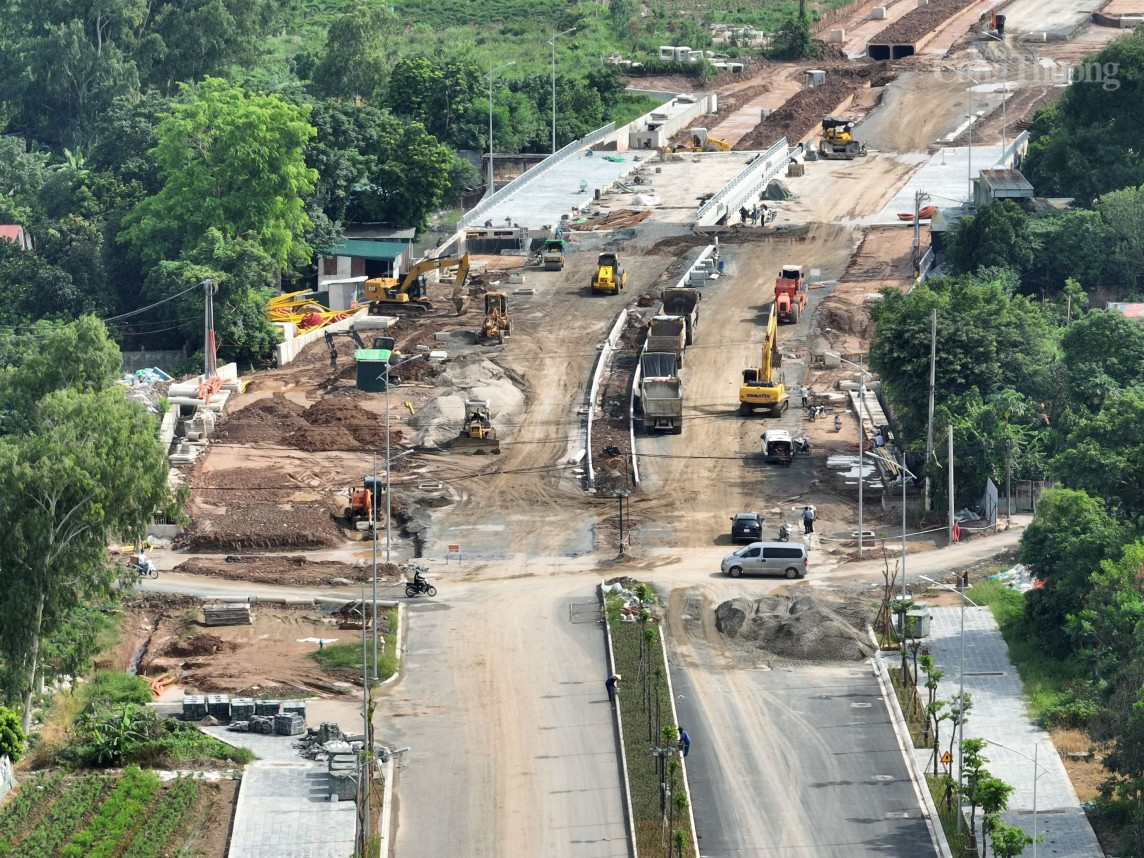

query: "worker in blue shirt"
left=678, top=728, right=691, bottom=757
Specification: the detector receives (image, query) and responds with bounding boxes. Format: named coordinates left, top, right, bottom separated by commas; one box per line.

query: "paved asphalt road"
left=671, top=660, right=938, bottom=857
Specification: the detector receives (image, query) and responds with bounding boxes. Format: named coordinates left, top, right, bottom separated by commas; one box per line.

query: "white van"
left=720, top=541, right=808, bottom=579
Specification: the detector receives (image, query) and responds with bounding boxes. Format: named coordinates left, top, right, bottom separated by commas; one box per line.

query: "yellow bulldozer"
left=818, top=117, right=867, bottom=160
left=450, top=400, right=501, bottom=454
left=363, top=253, right=471, bottom=315
left=479, top=292, right=511, bottom=344
left=591, top=252, right=627, bottom=295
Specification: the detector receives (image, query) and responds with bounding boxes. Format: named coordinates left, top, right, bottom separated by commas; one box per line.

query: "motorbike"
left=777, top=522, right=792, bottom=542
left=793, top=436, right=811, bottom=455
left=129, top=560, right=158, bottom=579
left=833, top=414, right=842, bottom=431
left=808, top=405, right=827, bottom=421
left=404, top=568, right=437, bottom=598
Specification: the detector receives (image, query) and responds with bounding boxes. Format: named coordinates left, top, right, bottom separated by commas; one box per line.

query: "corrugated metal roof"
left=328, top=239, right=407, bottom=261
left=979, top=169, right=1034, bottom=194
left=1109, top=302, right=1144, bottom=319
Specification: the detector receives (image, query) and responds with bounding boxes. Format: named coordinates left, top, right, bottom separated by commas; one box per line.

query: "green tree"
left=310, top=3, right=395, bottom=102
left=976, top=776, right=1016, bottom=857
left=0, top=705, right=24, bottom=761
left=990, top=823, right=1034, bottom=857
left=1054, top=390, right=1144, bottom=517
left=1058, top=310, right=1144, bottom=409
left=1097, top=185, right=1144, bottom=293
left=1023, top=209, right=1111, bottom=299
left=1024, top=29, right=1144, bottom=201
left=1019, top=488, right=1127, bottom=654
left=0, top=136, right=49, bottom=223
left=0, top=384, right=170, bottom=731
left=943, top=200, right=1034, bottom=276
left=122, top=77, right=317, bottom=271
left=770, top=0, right=816, bottom=60
left=1064, top=541, right=1144, bottom=680
left=869, top=273, right=1057, bottom=445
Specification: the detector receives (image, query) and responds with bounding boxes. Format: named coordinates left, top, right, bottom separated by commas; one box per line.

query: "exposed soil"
left=127, top=599, right=371, bottom=697
left=713, top=589, right=876, bottom=662
left=178, top=779, right=238, bottom=858
left=736, top=65, right=899, bottom=149
left=173, top=554, right=385, bottom=586
left=176, top=502, right=344, bottom=552
left=872, top=0, right=980, bottom=43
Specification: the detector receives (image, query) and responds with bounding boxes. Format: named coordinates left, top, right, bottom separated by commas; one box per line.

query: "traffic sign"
left=940, top=751, right=952, bottom=765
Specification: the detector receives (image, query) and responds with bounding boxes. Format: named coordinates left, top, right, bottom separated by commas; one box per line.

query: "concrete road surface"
left=671, top=660, right=939, bottom=857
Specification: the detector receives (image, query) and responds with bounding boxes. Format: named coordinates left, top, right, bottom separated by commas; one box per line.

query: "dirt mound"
left=174, top=555, right=380, bottom=586
left=176, top=504, right=343, bottom=551
left=873, top=0, right=978, bottom=43
left=299, top=397, right=402, bottom=448
left=736, top=65, right=897, bottom=150
left=215, top=395, right=309, bottom=446
left=286, top=424, right=361, bottom=452
left=714, top=592, right=874, bottom=661
left=166, top=634, right=240, bottom=658
left=817, top=294, right=876, bottom=339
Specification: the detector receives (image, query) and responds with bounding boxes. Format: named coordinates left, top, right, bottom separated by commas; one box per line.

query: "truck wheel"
left=678, top=353, right=683, bottom=368
left=343, top=507, right=353, bottom=522
left=498, top=331, right=505, bottom=345
left=791, top=305, right=800, bottom=324
left=673, top=422, right=683, bottom=435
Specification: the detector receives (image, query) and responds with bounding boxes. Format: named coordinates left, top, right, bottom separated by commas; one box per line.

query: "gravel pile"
left=714, top=592, right=875, bottom=661
left=408, top=353, right=526, bottom=449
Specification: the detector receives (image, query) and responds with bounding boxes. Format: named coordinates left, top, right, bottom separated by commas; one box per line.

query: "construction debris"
left=202, top=603, right=253, bottom=627
left=714, top=591, right=875, bottom=661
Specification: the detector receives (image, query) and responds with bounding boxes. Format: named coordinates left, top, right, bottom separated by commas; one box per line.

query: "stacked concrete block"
left=182, top=695, right=207, bottom=720
left=274, top=713, right=306, bottom=736
left=254, top=699, right=281, bottom=716
left=231, top=697, right=255, bottom=720
left=207, top=694, right=231, bottom=720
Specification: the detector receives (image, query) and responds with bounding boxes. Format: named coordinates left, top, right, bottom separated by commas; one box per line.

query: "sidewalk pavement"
left=921, top=606, right=1103, bottom=856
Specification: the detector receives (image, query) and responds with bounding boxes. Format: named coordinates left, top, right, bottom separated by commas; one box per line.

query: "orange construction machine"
left=773, top=264, right=808, bottom=325
left=343, top=476, right=384, bottom=529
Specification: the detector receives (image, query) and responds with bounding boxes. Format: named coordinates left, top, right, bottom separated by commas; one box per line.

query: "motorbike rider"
left=412, top=567, right=429, bottom=592
left=134, top=547, right=156, bottom=577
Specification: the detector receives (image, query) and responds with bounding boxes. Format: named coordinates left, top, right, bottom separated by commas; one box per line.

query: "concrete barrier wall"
left=274, top=308, right=370, bottom=367
left=696, top=137, right=790, bottom=227
left=0, top=756, right=14, bottom=804
left=586, top=309, right=630, bottom=490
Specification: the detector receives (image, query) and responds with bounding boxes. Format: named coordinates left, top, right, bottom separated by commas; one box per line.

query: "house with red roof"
left=0, top=225, right=32, bottom=251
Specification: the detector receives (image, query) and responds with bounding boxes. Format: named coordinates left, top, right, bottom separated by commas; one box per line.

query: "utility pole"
left=925, top=308, right=937, bottom=511
left=1005, top=438, right=1013, bottom=527
left=948, top=425, right=955, bottom=544
left=359, top=580, right=371, bottom=857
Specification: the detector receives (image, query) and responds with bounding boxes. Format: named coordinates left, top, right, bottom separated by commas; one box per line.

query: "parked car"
left=720, top=541, right=808, bottom=579
left=730, top=512, right=764, bottom=543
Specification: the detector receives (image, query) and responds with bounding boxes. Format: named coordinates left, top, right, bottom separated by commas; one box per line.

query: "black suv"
left=730, top=512, right=764, bottom=543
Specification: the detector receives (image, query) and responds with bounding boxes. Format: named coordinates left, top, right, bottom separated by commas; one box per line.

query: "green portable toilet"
left=355, top=347, right=393, bottom=392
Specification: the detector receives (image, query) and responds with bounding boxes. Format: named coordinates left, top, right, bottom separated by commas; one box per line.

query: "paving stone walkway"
left=919, top=606, right=1103, bottom=856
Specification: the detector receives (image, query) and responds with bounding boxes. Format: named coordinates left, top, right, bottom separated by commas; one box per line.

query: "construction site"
left=109, top=1, right=1133, bottom=854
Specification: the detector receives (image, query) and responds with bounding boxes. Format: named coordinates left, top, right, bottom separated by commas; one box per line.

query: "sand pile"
left=714, top=592, right=875, bottom=661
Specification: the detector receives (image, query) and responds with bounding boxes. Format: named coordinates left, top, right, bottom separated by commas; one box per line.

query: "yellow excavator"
left=363, top=253, right=471, bottom=315
left=479, top=292, right=511, bottom=344
left=739, top=305, right=788, bottom=416
left=670, top=128, right=731, bottom=153
left=818, top=117, right=867, bottom=160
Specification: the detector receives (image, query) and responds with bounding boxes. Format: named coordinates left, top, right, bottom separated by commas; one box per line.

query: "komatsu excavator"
left=738, top=305, right=788, bottom=417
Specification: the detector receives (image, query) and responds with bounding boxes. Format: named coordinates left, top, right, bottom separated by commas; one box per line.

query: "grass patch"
left=608, top=586, right=695, bottom=857
left=926, top=774, right=976, bottom=857
left=310, top=607, right=399, bottom=682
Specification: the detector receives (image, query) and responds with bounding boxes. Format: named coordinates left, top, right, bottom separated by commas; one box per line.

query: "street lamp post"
left=374, top=354, right=426, bottom=678
left=984, top=738, right=1051, bottom=857
left=865, top=451, right=918, bottom=607
left=920, top=574, right=979, bottom=834
left=612, top=488, right=631, bottom=550
left=485, top=61, right=516, bottom=199
left=549, top=28, right=576, bottom=155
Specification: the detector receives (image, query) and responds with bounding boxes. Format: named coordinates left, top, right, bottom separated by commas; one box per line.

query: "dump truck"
left=639, top=353, right=683, bottom=435
left=761, top=429, right=794, bottom=466
left=591, top=252, right=627, bottom=294
left=542, top=238, right=567, bottom=271
left=450, top=400, right=501, bottom=454
left=647, top=315, right=687, bottom=367
left=660, top=287, right=701, bottom=345
left=773, top=264, right=807, bottom=324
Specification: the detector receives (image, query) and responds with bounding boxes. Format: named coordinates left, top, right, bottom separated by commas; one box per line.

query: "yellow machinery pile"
left=818, top=117, right=867, bottom=160
left=363, top=253, right=471, bottom=315
left=591, top=252, right=627, bottom=295
left=267, top=292, right=350, bottom=332
left=670, top=128, right=731, bottom=153
left=738, top=305, right=788, bottom=416
left=479, top=292, right=511, bottom=344
left=450, top=400, right=501, bottom=454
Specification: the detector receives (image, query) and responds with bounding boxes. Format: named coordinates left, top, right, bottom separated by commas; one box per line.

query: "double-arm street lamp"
left=549, top=28, right=577, bottom=155
left=865, top=451, right=918, bottom=606
left=485, top=61, right=516, bottom=199
left=826, top=353, right=873, bottom=558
